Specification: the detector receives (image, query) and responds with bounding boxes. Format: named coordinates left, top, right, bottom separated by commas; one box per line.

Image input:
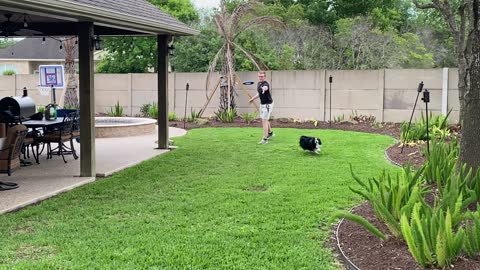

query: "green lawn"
left=0, top=128, right=397, bottom=269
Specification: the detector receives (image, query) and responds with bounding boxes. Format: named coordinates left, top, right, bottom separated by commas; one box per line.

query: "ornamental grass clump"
left=216, top=109, right=236, bottom=123
left=241, top=112, right=257, bottom=124
left=107, top=101, right=124, bottom=117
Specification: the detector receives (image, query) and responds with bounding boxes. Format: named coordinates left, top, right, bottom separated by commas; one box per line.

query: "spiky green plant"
left=349, top=165, right=428, bottom=238
left=464, top=209, right=480, bottom=257
left=216, top=109, right=236, bottom=123
left=422, top=138, right=459, bottom=186
left=334, top=211, right=386, bottom=240
left=241, top=111, right=257, bottom=123
left=400, top=203, right=465, bottom=268
left=148, top=102, right=159, bottom=119
left=107, top=101, right=124, bottom=117
left=168, top=112, right=177, bottom=121
left=187, top=109, right=201, bottom=123
left=400, top=109, right=453, bottom=143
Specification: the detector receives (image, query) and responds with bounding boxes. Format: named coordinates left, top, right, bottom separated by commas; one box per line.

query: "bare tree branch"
left=214, top=14, right=228, bottom=39
left=205, top=45, right=225, bottom=98
left=229, top=1, right=256, bottom=35
left=234, top=17, right=285, bottom=40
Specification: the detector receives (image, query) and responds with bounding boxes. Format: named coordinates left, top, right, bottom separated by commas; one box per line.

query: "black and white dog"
left=299, top=135, right=322, bottom=153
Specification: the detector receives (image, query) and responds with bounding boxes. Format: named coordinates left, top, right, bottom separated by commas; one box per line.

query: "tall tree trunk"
left=63, top=38, right=79, bottom=108
left=459, top=24, right=480, bottom=171
left=219, top=44, right=236, bottom=112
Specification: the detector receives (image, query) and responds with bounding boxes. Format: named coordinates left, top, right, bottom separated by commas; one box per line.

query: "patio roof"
left=0, top=0, right=199, bottom=36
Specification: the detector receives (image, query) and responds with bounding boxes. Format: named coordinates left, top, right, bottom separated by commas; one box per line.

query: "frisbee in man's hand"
left=243, top=81, right=255, bottom=85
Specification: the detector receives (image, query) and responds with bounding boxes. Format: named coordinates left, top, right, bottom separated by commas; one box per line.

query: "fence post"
left=127, top=73, right=132, bottom=116
left=322, top=70, right=327, bottom=121
left=378, top=69, right=385, bottom=122
left=442, top=67, right=449, bottom=115
left=12, top=74, right=16, bottom=96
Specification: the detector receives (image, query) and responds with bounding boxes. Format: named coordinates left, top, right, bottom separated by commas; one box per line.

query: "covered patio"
left=0, top=127, right=187, bottom=214
left=0, top=0, right=196, bottom=212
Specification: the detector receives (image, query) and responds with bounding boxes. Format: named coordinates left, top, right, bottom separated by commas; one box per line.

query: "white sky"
left=191, top=0, right=220, bottom=9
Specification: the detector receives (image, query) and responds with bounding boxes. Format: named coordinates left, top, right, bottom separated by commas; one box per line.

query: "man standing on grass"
left=249, top=71, right=274, bottom=144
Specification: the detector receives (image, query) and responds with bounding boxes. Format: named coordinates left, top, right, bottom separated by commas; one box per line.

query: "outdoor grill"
left=0, top=88, right=36, bottom=124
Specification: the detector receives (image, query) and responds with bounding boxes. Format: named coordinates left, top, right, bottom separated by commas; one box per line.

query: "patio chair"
left=37, top=112, right=77, bottom=163
left=0, top=124, right=27, bottom=176
left=22, top=129, right=43, bottom=164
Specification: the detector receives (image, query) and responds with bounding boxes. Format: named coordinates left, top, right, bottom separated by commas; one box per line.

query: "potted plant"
left=37, top=106, right=45, bottom=119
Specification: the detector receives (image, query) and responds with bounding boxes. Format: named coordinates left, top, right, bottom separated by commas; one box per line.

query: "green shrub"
left=168, top=112, right=177, bottom=121
left=37, top=106, right=45, bottom=113
left=401, top=110, right=452, bottom=143
left=107, top=101, right=124, bottom=117
left=241, top=112, right=257, bottom=123
left=140, top=103, right=152, bottom=117
left=148, top=102, right=158, bottom=118
left=216, top=109, right=236, bottom=123
left=2, top=70, right=15, bottom=76
left=187, top=109, right=201, bottom=122
left=334, top=114, right=344, bottom=122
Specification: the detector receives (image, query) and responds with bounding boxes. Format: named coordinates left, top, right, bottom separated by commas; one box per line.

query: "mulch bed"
left=170, top=117, right=477, bottom=269
left=170, top=117, right=401, bottom=137
left=333, top=202, right=480, bottom=270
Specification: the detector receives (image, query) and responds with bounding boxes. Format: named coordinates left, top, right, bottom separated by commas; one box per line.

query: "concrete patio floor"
left=0, top=127, right=187, bottom=215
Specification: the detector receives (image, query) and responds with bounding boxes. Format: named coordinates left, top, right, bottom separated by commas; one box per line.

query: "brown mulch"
left=170, top=117, right=401, bottom=138
left=386, top=143, right=425, bottom=169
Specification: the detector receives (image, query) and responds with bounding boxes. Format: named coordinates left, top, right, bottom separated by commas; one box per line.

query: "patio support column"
left=157, top=35, right=169, bottom=149
left=78, top=22, right=96, bottom=177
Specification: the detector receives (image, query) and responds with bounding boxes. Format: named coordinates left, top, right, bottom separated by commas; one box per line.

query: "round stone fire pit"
left=95, top=117, right=156, bottom=138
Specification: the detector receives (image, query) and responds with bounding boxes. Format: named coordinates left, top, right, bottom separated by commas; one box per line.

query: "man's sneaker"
left=258, top=138, right=268, bottom=144
left=267, top=132, right=275, bottom=139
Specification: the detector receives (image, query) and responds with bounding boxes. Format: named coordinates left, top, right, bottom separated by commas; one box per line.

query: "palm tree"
left=63, top=37, right=78, bottom=108
left=205, top=0, right=283, bottom=113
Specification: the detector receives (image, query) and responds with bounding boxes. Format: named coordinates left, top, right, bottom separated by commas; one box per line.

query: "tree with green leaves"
left=414, top=0, right=480, bottom=170
left=97, top=0, right=198, bottom=73
left=0, top=39, right=14, bottom=49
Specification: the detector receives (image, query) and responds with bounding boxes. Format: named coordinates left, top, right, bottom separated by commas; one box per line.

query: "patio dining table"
left=23, top=118, right=64, bottom=129
left=22, top=118, right=65, bottom=163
